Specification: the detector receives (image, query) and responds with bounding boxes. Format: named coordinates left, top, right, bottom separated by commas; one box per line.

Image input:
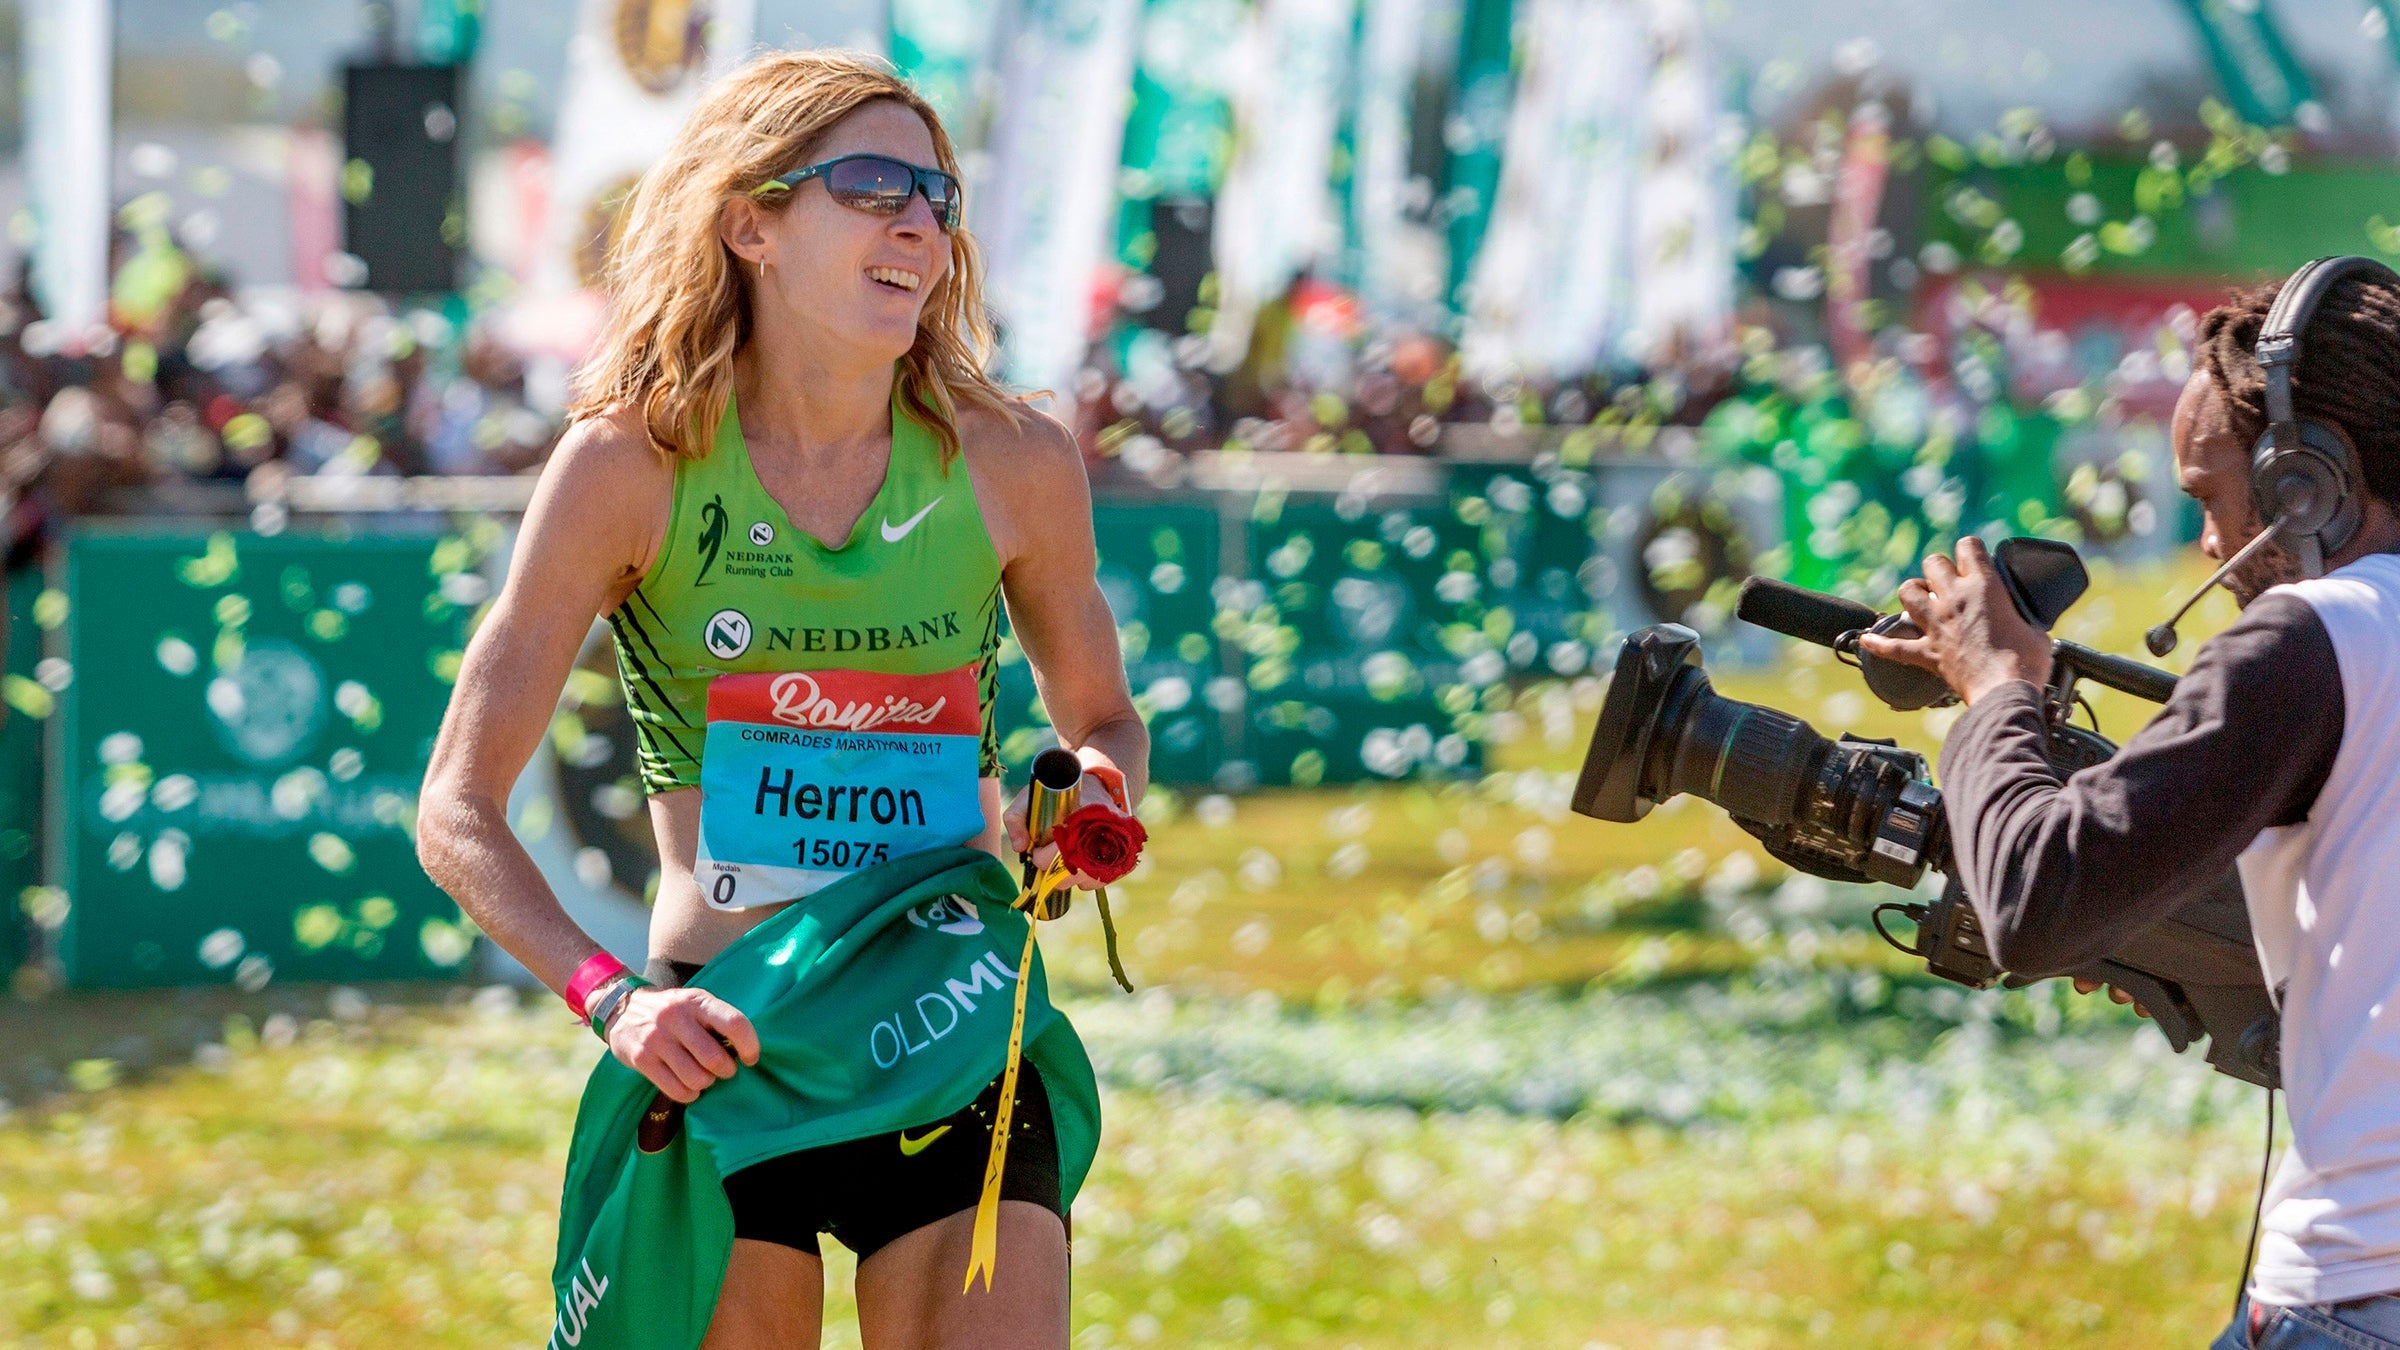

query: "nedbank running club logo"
left=694, top=494, right=728, bottom=585
left=695, top=493, right=795, bottom=586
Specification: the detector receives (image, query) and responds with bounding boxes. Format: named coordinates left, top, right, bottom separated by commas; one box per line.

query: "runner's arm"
left=416, top=417, right=758, bottom=1094
left=988, top=410, right=1149, bottom=849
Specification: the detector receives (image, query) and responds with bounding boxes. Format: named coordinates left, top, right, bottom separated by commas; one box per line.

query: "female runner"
left=417, top=50, right=1145, bottom=1350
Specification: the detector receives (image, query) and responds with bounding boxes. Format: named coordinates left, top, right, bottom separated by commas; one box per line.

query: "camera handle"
left=2051, top=639, right=2178, bottom=706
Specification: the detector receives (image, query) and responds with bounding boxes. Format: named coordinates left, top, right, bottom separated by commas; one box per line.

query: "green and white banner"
left=977, top=0, right=1146, bottom=398
left=1114, top=0, right=1248, bottom=265
left=2376, top=0, right=2400, bottom=70
left=889, top=0, right=1005, bottom=136
left=2174, top=0, right=2315, bottom=128
left=1439, top=0, right=1514, bottom=312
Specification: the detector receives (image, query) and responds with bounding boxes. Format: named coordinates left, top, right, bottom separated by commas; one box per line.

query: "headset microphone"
left=2145, top=254, right=2391, bottom=656
left=2142, top=519, right=2293, bottom=658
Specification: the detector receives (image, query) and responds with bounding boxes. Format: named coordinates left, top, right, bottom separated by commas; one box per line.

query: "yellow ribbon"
left=963, top=855, right=1074, bottom=1293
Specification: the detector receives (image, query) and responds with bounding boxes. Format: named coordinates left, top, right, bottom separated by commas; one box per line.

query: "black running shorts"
left=648, top=957, right=1065, bottom=1262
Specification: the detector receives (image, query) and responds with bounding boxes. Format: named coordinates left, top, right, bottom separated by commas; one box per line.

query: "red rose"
left=1051, top=805, right=1148, bottom=884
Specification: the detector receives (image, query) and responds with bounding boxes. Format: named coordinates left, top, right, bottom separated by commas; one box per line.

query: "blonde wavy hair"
left=568, top=50, right=1014, bottom=464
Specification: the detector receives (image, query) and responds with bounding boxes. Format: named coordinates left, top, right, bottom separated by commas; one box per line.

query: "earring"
left=758, top=259, right=768, bottom=280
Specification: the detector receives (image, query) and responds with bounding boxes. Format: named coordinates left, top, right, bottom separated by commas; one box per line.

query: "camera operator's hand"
left=1857, top=536, right=2054, bottom=705
left=2071, top=977, right=2153, bottom=1021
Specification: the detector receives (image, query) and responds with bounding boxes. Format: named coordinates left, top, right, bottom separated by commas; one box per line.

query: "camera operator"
left=1857, top=270, right=2400, bottom=1346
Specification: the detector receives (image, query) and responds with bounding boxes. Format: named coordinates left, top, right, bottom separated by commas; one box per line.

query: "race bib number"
left=695, top=667, right=985, bottom=910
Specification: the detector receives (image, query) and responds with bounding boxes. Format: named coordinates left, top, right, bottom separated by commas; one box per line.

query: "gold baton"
left=1021, top=748, right=1083, bottom=918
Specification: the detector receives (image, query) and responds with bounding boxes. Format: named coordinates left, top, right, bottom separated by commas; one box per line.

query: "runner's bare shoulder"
left=955, top=399, right=1087, bottom=562
left=524, top=404, right=677, bottom=588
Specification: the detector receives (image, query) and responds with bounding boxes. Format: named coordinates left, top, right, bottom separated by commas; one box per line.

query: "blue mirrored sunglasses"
left=750, top=153, right=962, bottom=232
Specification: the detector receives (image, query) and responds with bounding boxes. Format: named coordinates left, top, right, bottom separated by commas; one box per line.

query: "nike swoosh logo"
left=880, top=496, right=943, bottom=543
left=897, top=1124, right=951, bottom=1156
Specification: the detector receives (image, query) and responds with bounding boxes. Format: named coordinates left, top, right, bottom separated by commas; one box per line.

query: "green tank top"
left=608, top=391, right=1004, bottom=797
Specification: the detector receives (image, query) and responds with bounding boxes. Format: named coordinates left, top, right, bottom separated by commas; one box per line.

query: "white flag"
left=1461, top=0, right=1648, bottom=381
left=976, top=0, right=1144, bottom=403
left=1349, top=0, right=1444, bottom=324
left=1207, top=0, right=1358, bottom=367
left=1624, top=0, right=1734, bottom=369
left=21, top=0, right=112, bottom=345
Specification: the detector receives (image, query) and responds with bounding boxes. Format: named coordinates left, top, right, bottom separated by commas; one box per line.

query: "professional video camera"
left=1570, top=537, right=2281, bottom=1087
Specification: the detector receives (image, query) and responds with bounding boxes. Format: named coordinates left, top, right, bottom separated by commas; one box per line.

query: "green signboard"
left=994, top=502, right=1226, bottom=787
left=58, top=529, right=480, bottom=989
left=1240, top=493, right=1489, bottom=786
left=985, top=473, right=1666, bottom=789
left=1925, top=154, right=2400, bottom=283
left=1094, top=502, right=1225, bottom=786
left=0, top=571, right=43, bottom=981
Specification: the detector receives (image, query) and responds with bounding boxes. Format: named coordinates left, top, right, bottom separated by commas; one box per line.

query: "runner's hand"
left=606, top=986, right=759, bottom=1103
left=1002, top=769, right=1131, bottom=890
left=2071, top=977, right=2152, bottom=1021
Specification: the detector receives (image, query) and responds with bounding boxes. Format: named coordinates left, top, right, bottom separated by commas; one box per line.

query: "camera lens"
left=1648, top=666, right=1817, bottom=826
left=1574, top=625, right=1817, bottom=824
left=1574, top=625, right=1946, bottom=888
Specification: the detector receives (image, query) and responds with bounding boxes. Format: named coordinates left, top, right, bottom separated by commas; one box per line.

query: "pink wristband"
left=1081, top=763, right=1130, bottom=811
left=564, top=952, right=631, bottom=1019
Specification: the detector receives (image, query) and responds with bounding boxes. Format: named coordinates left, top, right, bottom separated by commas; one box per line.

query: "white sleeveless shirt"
left=2239, top=552, right=2400, bottom=1306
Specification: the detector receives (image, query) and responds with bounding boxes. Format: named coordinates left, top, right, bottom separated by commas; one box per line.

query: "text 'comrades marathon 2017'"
left=692, top=666, right=988, bottom=910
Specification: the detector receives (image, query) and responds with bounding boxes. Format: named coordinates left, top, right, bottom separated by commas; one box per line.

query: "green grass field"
left=0, top=995, right=2267, bottom=1349
left=0, top=554, right=2270, bottom=1348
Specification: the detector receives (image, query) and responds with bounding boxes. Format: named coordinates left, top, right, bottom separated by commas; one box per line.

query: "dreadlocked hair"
left=2197, top=271, right=2400, bottom=507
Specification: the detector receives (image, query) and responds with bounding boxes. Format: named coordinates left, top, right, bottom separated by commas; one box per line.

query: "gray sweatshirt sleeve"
left=1934, top=591, right=2343, bottom=976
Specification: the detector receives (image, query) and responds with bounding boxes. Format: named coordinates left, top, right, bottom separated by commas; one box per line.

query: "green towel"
left=545, top=846, right=1100, bottom=1350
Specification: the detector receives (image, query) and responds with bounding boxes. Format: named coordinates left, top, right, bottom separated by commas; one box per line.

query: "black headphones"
left=2249, top=254, right=2390, bottom=576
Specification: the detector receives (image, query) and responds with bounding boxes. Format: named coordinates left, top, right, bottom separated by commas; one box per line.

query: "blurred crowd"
left=0, top=212, right=1766, bottom=544
left=1, top=245, right=1726, bottom=530
left=0, top=214, right=558, bottom=532
left=1070, top=271, right=1742, bottom=471
left=0, top=219, right=2118, bottom=601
